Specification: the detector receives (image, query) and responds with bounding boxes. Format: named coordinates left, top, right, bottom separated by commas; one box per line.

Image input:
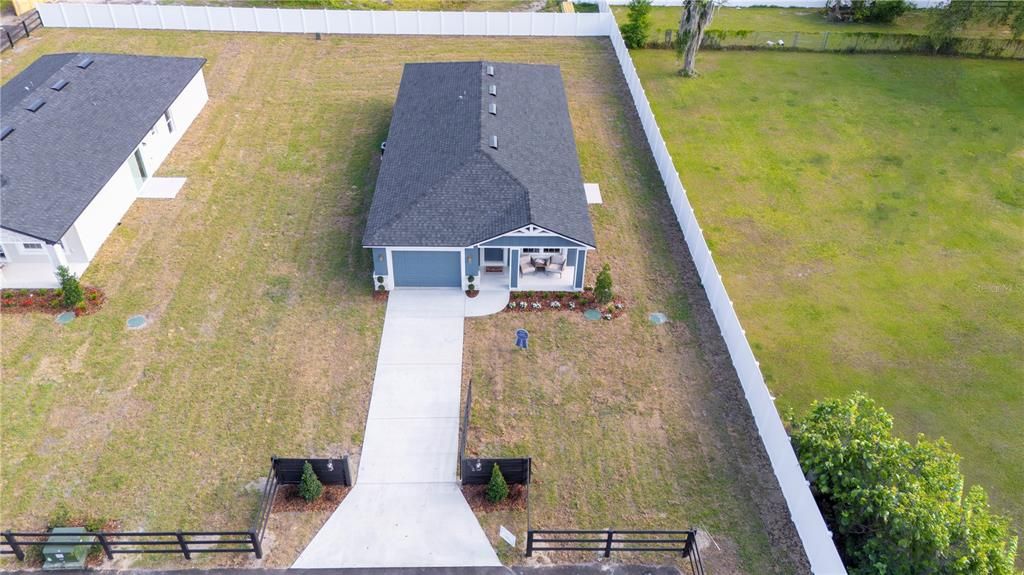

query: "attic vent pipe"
left=489, top=84, right=496, bottom=96
left=490, top=135, right=498, bottom=149
left=486, top=65, right=494, bottom=76
left=489, top=103, right=497, bottom=115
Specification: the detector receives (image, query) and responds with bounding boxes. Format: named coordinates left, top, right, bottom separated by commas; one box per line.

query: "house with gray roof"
left=363, top=61, right=596, bottom=292
left=0, top=52, right=207, bottom=288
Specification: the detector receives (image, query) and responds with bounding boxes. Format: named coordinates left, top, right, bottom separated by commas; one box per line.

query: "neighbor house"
left=363, top=61, right=595, bottom=292
left=0, top=53, right=208, bottom=288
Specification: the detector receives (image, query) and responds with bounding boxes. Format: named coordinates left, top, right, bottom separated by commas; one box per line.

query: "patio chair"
left=546, top=254, right=566, bottom=277
left=520, top=255, right=537, bottom=275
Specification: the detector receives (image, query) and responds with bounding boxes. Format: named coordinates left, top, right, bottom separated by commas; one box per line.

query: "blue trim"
left=574, top=250, right=586, bottom=290
left=481, top=236, right=587, bottom=248
left=510, top=249, right=519, bottom=289
left=566, top=248, right=577, bottom=267
left=464, top=248, right=480, bottom=277
left=372, top=248, right=388, bottom=276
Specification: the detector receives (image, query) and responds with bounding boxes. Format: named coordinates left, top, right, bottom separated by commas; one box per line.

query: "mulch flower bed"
left=271, top=484, right=350, bottom=513
left=373, top=289, right=389, bottom=302
left=0, top=287, right=106, bottom=316
left=505, top=289, right=627, bottom=319
left=462, top=484, right=528, bottom=513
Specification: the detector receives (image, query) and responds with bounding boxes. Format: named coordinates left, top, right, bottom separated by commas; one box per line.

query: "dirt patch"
left=271, top=485, right=349, bottom=513
left=462, top=484, right=528, bottom=513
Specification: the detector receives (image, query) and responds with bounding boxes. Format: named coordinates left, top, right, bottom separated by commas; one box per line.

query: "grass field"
left=612, top=6, right=1015, bottom=44
left=1, top=29, right=807, bottom=570
left=630, top=49, right=1024, bottom=549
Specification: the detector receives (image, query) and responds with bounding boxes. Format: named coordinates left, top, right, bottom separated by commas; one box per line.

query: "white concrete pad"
left=465, top=289, right=510, bottom=318
left=367, top=365, right=462, bottom=420
left=584, top=182, right=602, bottom=204
left=386, top=288, right=465, bottom=317
left=137, top=176, right=187, bottom=199
left=0, top=262, right=88, bottom=289
left=358, top=417, right=460, bottom=484
left=292, top=483, right=498, bottom=568
left=376, top=316, right=464, bottom=365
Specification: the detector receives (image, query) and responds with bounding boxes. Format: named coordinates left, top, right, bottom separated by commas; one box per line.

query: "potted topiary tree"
left=466, top=275, right=479, bottom=298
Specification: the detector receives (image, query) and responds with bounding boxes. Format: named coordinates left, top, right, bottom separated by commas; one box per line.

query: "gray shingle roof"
left=362, top=61, right=595, bottom=248
left=0, top=53, right=205, bottom=243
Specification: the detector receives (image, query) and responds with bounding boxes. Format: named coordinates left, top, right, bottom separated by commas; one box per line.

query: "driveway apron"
left=293, top=289, right=499, bottom=568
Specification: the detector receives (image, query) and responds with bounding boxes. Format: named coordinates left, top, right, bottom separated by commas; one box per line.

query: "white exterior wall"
left=0, top=70, right=208, bottom=288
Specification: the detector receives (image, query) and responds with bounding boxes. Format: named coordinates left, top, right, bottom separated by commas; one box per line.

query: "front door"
left=129, top=148, right=149, bottom=191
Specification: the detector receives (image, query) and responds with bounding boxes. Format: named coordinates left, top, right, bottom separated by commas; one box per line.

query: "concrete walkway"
left=294, top=290, right=500, bottom=569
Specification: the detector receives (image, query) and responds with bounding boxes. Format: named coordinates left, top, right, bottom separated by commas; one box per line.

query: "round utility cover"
left=126, top=315, right=147, bottom=330
left=583, top=309, right=602, bottom=321
left=55, top=311, right=76, bottom=325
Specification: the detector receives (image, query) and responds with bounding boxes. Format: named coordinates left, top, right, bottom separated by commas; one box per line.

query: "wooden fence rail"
left=1, top=10, right=42, bottom=52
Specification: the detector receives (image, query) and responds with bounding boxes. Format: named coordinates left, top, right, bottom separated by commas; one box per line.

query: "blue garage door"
left=392, top=251, right=461, bottom=288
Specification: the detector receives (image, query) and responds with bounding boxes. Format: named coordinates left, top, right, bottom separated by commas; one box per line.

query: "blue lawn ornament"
left=515, top=328, right=529, bottom=350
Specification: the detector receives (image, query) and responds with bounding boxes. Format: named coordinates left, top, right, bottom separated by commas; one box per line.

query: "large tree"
left=789, top=393, right=1018, bottom=574
left=677, top=0, right=718, bottom=77
left=928, top=0, right=1024, bottom=52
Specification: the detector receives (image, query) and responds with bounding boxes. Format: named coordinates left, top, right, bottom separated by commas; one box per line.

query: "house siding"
left=464, top=247, right=480, bottom=277
left=372, top=248, right=388, bottom=276
left=574, top=250, right=587, bottom=289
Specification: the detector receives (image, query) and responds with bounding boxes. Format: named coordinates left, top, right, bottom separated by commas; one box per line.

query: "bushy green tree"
left=55, top=265, right=84, bottom=309
left=298, top=461, right=323, bottom=502
left=928, top=0, right=1024, bottom=52
left=485, top=463, right=509, bottom=503
left=594, top=264, right=613, bottom=304
left=620, top=0, right=653, bottom=49
left=790, top=393, right=1018, bottom=574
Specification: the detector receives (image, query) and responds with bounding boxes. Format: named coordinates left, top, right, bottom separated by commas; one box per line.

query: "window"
left=543, top=248, right=562, bottom=254
left=163, top=110, right=175, bottom=133
left=522, top=248, right=540, bottom=254
left=22, top=242, right=43, bottom=250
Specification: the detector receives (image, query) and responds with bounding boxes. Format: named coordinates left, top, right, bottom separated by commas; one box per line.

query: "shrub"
left=789, top=393, right=1018, bottom=574
left=620, top=0, right=652, bottom=49
left=594, top=264, right=613, bottom=304
left=468, top=275, right=475, bottom=283
left=468, top=283, right=476, bottom=291
left=55, top=265, right=84, bottom=309
left=850, top=0, right=911, bottom=24
left=376, top=276, right=384, bottom=284
left=485, top=463, right=509, bottom=503
left=298, top=461, right=324, bottom=502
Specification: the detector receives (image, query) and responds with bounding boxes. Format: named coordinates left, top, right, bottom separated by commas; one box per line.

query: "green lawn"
left=631, top=48, right=1024, bottom=549
left=613, top=6, right=1015, bottom=43
left=0, top=28, right=806, bottom=571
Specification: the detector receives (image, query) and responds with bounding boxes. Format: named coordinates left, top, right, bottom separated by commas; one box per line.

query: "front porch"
left=475, top=245, right=586, bottom=293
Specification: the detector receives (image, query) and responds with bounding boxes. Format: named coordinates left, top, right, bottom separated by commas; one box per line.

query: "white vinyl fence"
left=596, top=2, right=846, bottom=573
left=35, top=3, right=846, bottom=572
left=36, top=3, right=610, bottom=35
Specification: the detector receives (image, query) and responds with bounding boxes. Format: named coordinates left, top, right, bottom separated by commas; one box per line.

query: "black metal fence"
left=2, top=455, right=351, bottom=563
left=457, top=379, right=473, bottom=478
left=461, top=457, right=531, bottom=485
left=1, top=529, right=262, bottom=561
left=1, top=10, right=42, bottom=53
left=252, top=456, right=351, bottom=543
left=525, top=529, right=704, bottom=574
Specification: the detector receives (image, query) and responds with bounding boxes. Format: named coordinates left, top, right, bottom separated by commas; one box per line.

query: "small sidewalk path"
left=293, top=289, right=502, bottom=568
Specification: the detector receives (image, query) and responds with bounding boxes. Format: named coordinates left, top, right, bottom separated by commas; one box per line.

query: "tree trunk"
left=678, top=0, right=717, bottom=77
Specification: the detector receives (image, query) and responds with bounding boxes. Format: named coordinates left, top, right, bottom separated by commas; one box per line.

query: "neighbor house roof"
left=0, top=53, right=206, bottom=243
left=362, top=61, right=595, bottom=248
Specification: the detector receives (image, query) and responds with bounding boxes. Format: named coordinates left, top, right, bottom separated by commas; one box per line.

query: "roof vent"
left=486, top=65, right=494, bottom=76
left=490, top=135, right=498, bottom=149
left=25, top=97, right=45, bottom=112
left=77, top=56, right=94, bottom=69
left=50, top=78, right=70, bottom=91
left=488, top=102, right=497, bottom=115
left=489, top=84, right=497, bottom=96
left=1, top=126, right=13, bottom=141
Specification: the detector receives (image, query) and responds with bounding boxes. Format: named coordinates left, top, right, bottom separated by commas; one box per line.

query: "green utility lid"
left=42, top=527, right=90, bottom=570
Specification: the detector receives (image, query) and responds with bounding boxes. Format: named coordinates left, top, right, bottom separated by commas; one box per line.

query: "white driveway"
left=293, top=289, right=499, bottom=568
